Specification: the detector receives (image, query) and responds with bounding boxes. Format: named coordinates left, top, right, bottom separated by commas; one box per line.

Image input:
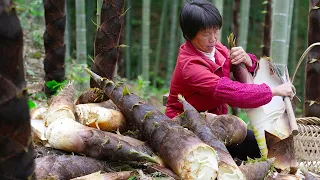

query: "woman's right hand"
left=271, top=82, right=294, bottom=98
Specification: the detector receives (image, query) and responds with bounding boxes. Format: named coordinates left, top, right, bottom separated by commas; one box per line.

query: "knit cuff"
left=247, top=53, right=258, bottom=73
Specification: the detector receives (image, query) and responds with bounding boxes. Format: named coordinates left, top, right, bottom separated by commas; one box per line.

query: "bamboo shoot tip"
left=177, top=94, right=185, bottom=101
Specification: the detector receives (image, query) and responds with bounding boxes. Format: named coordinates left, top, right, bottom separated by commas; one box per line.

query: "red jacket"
left=165, top=41, right=273, bottom=118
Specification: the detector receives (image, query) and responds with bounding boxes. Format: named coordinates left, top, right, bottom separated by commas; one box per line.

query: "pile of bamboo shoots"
left=30, top=66, right=318, bottom=179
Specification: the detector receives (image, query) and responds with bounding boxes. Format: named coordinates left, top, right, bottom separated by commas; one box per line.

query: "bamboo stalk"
left=270, top=0, right=290, bottom=64
left=154, top=0, right=168, bottom=87
left=75, top=0, right=89, bottom=91
left=238, top=0, right=250, bottom=50
left=165, top=0, right=178, bottom=87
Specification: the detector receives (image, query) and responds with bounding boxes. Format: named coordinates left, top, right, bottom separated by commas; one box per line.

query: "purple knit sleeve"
left=247, top=53, right=258, bottom=73
left=213, top=77, right=273, bottom=108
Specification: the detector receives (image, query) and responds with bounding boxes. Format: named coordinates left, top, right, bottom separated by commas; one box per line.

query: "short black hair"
left=180, top=0, right=222, bottom=40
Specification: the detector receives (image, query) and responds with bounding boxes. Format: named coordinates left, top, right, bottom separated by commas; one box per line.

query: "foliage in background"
left=15, top=0, right=44, bottom=48
left=15, top=0, right=44, bottom=25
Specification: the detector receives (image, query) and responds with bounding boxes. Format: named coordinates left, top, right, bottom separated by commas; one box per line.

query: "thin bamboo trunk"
left=65, top=0, right=71, bottom=64
left=125, top=0, right=132, bottom=79
left=76, top=0, right=89, bottom=91
left=232, top=0, right=240, bottom=39
left=180, top=0, right=187, bottom=45
left=166, top=0, right=178, bottom=87
left=270, top=0, right=290, bottom=64
left=262, top=0, right=272, bottom=56
left=212, top=0, right=224, bottom=41
left=284, top=0, right=294, bottom=62
left=96, top=0, right=103, bottom=29
left=86, top=0, right=95, bottom=61
left=153, top=0, right=168, bottom=87
left=288, top=0, right=299, bottom=76
left=178, top=0, right=187, bottom=45
left=238, top=0, right=250, bottom=50
left=0, top=1, right=35, bottom=178
left=142, top=0, right=150, bottom=81
left=90, top=0, right=125, bottom=88
left=76, top=0, right=87, bottom=60
left=43, top=0, right=66, bottom=95
left=305, top=0, right=320, bottom=117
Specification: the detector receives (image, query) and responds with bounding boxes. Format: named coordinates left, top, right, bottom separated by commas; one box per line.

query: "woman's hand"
left=229, top=46, right=252, bottom=67
left=271, top=82, right=295, bottom=98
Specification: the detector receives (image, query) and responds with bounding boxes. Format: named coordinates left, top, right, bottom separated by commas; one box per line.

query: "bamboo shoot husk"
left=246, top=57, right=297, bottom=171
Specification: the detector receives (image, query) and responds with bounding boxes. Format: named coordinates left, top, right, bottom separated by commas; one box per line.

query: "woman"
left=165, top=0, right=293, bottom=160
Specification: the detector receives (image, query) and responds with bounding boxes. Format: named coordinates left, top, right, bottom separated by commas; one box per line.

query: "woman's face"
left=191, top=28, right=219, bottom=53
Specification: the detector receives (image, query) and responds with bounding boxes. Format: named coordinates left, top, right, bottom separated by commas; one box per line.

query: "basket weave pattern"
left=294, top=117, right=320, bottom=173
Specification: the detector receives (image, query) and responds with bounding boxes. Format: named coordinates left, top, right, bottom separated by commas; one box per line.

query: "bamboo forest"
left=1, top=0, right=320, bottom=179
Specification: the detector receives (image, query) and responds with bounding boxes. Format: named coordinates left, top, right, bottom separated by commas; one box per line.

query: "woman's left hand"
left=229, top=46, right=252, bottom=67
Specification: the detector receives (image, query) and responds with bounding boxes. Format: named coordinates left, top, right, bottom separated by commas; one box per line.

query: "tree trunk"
left=154, top=0, right=168, bottom=87
left=165, top=0, right=178, bottom=87
left=262, top=0, right=272, bottom=56
left=90, top=0, right=125, bottom=87
left=270, top=0, right=290, bottom=64
left=43, top=0, right=66, bottom=95
left=142, top=0, right=150, bottom=81
left=125, top=0, right=132, bottom=79
left=238, top=0, right=250, bottom=50
left=0, top=1, right=35, bottom=178
left=305, top=0, right=320, bottom=117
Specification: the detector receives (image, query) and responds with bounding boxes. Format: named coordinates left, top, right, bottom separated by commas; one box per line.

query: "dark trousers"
left=226, top=129, right=261, bottom=161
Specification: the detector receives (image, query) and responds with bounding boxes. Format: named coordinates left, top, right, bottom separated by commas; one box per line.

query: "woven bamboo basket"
left=294, top=117, right=320, bottom=174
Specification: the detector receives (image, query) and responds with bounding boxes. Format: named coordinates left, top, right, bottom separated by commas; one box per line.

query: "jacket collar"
left=184, top=40, right=226, bottom=72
